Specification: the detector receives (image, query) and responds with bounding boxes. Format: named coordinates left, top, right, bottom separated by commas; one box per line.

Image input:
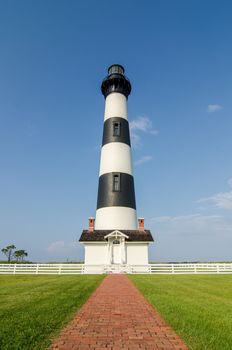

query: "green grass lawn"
left=129, top=275, right=232, bottom=350
left=0, top=275, right=104, bottom=350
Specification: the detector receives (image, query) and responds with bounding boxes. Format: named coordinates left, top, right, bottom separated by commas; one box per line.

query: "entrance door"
left=112, top=240, right=121, bottom=264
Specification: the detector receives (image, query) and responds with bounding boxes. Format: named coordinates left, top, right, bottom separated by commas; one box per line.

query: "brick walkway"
left=49, top=275, right=188, bottom=350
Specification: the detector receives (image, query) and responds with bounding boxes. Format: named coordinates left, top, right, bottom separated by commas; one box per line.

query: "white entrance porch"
left=104, top=230, right=129, bottom=264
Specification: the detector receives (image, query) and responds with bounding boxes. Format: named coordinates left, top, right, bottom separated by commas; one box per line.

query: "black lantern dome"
left=101, top=64, right=131, bottom=98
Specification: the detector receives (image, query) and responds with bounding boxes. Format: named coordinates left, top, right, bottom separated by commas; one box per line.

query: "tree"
left=13, top=250, right=22, bottom=262
left=14, top=250, right=28, bottom=262
left=1, top=245, right=16, bottom=262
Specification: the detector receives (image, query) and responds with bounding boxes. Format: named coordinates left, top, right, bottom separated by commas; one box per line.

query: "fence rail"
left=0, top=263, right=232, bottom=275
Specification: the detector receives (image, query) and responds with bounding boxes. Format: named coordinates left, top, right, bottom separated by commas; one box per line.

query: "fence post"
left=59, top=264, right=62, bottom=275
left=217, top=264, right=220, bottom=274
left=194, top=265, right=197, bottom=274
left=13, top=264, right=16, bottom=275
left=172, top=264, right=174, bottom=274
left=36, top=264, right=39, bottom=275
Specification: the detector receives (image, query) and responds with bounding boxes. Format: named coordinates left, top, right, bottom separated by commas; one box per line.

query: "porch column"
left=121, top=237, right=126, bottom=264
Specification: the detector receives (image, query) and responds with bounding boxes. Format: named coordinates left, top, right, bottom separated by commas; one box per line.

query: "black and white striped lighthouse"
left=79, top=65, right=154, bottom=266
left=95, top=64, right=137, bottom=230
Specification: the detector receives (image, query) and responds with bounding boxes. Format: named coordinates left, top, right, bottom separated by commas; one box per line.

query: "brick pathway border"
left=49, top=275, right=188, bottom=349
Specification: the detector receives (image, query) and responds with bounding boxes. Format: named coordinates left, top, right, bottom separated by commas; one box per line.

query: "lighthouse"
left=95, top=64, right=137, bottom=230
left=80, top=65, right=153, bottom=266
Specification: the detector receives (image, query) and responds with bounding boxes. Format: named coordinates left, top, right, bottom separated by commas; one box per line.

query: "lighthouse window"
left=113, top=239, right=120, bottom=245
left=113, top=122, right=121, bottom=136
left=108, top=65, right=124, bottom=75
left=113, top=173, right=121, bottom=191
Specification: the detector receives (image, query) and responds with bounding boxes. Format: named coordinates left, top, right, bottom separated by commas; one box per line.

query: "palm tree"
left=14, top=250, right=28, bottom=262
left=1, top=245, right=16, bottom=262
left=13, top=250, right=22, bottom=262
left=21, top=250, right=28, bottom=262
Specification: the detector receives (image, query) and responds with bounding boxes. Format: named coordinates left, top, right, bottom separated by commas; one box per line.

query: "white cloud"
left=197, top=178, right=232, bottom=210
left=151, top=213, right=232, bottom=234
left=47, top=241, right=65, bottom=253
left=43, top=240, right=83, bottom=262
left=130, top=132, right=141, bottom=148
left=207, top=104, right=222, bottom=113
left=152, top=214, right=221, bottom=224
left=198, top=192, right=232, bottom=210
left=46, top=240, right=76, bottom=253
left=130, top=116, right=155, bottom=132
left=134, top=155, right=153, bottom=166
left=148, top=212, right=232, bottom=261
left=129, top=116, right=158, bottom=147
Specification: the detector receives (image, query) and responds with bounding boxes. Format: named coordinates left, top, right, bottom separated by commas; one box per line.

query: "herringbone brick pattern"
left=49, top=275, right=188, bottom=350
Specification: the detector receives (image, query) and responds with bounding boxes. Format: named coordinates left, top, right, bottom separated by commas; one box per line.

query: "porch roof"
left=79, top=230, right=154, bottom=242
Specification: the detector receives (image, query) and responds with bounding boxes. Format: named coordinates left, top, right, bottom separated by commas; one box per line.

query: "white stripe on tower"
left=99, top=143, right=133, bottom=176
left=104, top=92, right=128, bottom=121
left=95, top=207, right=137, bottom=230
left=95, top=64, right=137, bottom=230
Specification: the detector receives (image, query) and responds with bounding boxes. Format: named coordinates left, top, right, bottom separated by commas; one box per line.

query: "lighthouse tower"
left=80, top=65, right=153, bottom=266
left=95, top=64, right=137, bottom=230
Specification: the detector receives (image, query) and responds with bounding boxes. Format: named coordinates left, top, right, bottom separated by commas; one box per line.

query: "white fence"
left=0, top=263, right=232, bottom=275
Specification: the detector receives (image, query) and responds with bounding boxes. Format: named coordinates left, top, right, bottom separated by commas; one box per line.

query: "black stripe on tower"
left=97, top=172, right=136, bottom=209
left=102, top=117, right=131, bottom=147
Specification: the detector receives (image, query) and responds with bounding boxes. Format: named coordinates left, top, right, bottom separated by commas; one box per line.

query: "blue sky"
left=0, top=0, right=231, bottom=262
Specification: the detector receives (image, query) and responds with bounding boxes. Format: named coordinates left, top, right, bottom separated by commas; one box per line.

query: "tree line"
left=1, top=245, right=28, bottom=262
